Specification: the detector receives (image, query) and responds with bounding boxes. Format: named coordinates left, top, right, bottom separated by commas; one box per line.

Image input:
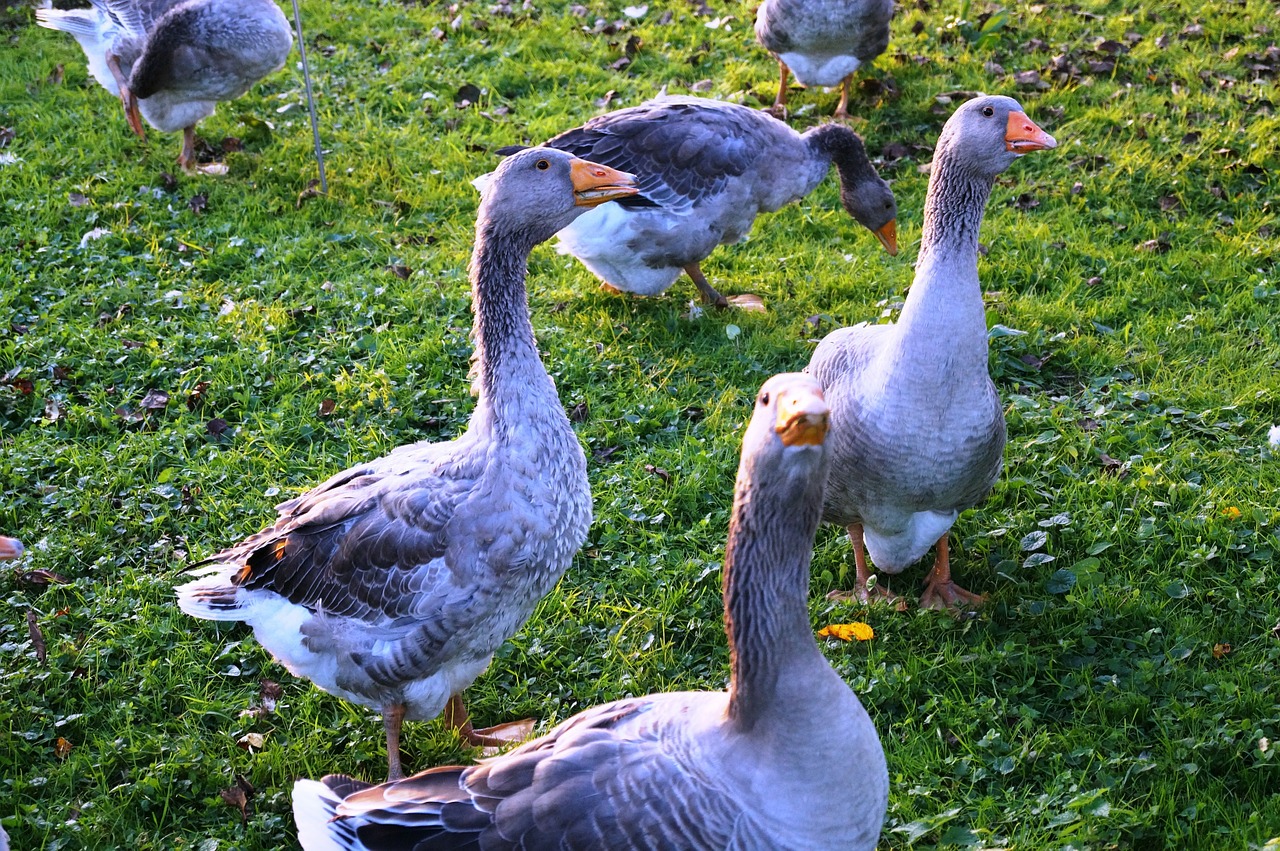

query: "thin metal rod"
left=289, top=0, right=327, bottom=193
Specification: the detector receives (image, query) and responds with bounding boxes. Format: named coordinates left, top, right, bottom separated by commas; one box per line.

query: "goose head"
left=740, top=373, right=832, bottom=493
left=936, top=95, right=1057, bottom=180
left=841, top=173, right=899, bottom=257
left=473, top=147, right=639, bottom=243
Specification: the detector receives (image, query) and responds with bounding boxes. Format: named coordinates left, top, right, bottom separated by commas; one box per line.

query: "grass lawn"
left=2, top=0, right=1279, bottom=847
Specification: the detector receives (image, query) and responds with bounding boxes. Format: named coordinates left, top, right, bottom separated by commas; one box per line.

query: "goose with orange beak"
left=809, top=95, right=1056, bottom=610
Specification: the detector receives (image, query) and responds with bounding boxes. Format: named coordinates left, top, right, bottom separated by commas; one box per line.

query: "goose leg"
left=834, top=74, right=854, bottom=120
left=683, top=263, right=730, bottom=309
left=918, top=535, right=985, bottom=611
left=443, top=693, right=535, bottom=748
left=178, top=126, right=198, bottom=172
left=827, top=523, right=901, bottom=606
left=383, top=701, right=407, bottom=781
left=106, top=53, right=145, bottom=139
left=767, top=61, right=790, bottom=118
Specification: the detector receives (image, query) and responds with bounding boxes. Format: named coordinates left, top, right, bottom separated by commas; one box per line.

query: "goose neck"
left=723, top=460, right=830, bottom=732
left=918, top=153, right=993, bottom=266
left=468, top=221, right=560, bottom=434
left=805, top=124, right=875, bottom=193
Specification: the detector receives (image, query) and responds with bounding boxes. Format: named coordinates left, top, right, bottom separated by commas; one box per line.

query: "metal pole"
left=289, top=0, right=328, bottom=193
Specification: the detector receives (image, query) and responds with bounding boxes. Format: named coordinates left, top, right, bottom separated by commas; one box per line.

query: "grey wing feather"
left=543, top=99, right=774, bottom=215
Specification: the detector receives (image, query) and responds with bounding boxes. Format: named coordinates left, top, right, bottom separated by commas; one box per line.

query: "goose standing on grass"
left=293, top=372, right=888, bottom=851
left=809, top=95, right=1056, bottom=610
left=177, top=148, right=638, bottom=781
left=755, top=0, right=895, bottom=120
left=35, top=0, right=292, bottom=172
left=501, top=96, right=898, bottom=309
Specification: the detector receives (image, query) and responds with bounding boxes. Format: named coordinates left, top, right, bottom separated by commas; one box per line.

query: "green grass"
left=2, top=0, right=1279, bottom=847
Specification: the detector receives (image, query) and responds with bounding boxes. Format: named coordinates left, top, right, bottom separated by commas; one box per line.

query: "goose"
left=755, top=0, right=895, bottom=119
left=501, top=96, right=898, bottom=308
left=292, top=372, right=888, bottom=851
left=35, top=0, right=293, bottom=171
left=808, top=95, right=1056, bottom=610
left=176, top=148, right=638, bottom=780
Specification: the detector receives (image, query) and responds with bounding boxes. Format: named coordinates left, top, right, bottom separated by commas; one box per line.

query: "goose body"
left=808, top=95, right=1056, bottom=608
left=178, top=149, right=639, bottom=779
left=755, top=0, right=894, bottom=118
left=36, top=0, right=292, bottom=169
left=511, top=96, right=897, bottom=307
left=292, top=374, right=888, bottom=851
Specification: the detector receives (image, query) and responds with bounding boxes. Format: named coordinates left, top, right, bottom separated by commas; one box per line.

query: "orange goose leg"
left=443, top=693, right=534, bottom=749
left=768, top=61, right=791, bottom=118
left=918, top=535, right=985, bottom=611
left=834, top=74, right=854, bottom=120
left=383, top=702, right=407, bottom=781
left=826, top=523, right=901, bottom=606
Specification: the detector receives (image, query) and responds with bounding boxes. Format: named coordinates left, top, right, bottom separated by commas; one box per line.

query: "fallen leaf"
left=17, top=569, right=70, bottom=588
left=318, top=399, right=336, bottom=417
left=296, top=179, right=324, bottom=208
left=188, top=193, right=208, bottom=214
left=643, top=464, right=671, bottom=484
left=259, top=680, right=282, bottom=713
left=140, top=388, right=169, bottom=410
left=387, top=264, right=412, bottom=280
left=569, top=401, right=589, bottom=423
left=818, top=622, right=875, bottom=642
left=28, top=610, right=46, bottom=663
left=455, top=83, right=483, bottom=107
left=1221, top=506, right=1241, bottom=519
left=206, top=417, right=231, bottom=436
left=1212, top=642, right=1232, bottom=659
left=236, top=732, right=266, bottom=751
left=186, top=381, right=211, bottom=410
left=54, top=736, right=72, bottom=758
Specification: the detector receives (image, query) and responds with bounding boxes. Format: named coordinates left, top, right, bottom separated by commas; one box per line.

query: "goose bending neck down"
left=292, top=374, right=888, bottom=851
left=808, top=95, right=1057, bottom=610
left=502, top=96, right=897, bottom=309
left=177, top=149, right=637, bottom=781
left=36, top=0, right=293, bottom=171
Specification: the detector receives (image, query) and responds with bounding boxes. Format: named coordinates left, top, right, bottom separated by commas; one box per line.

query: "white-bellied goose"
left=36, top=0, right=292, bottom=171
left=177, top=148, right=638, bottom=780
left=292, top=372, right=887, bottom=851
left=755, top=0, right=894, bottom=119
left=501, top=96, right=897, bottom=308
left=809, top=95, right=1056, bottom=610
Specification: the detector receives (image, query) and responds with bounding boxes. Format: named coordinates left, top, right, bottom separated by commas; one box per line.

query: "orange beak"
left=569, top=159, right=639, bottom=207
left=1006, top=111, right=1057, bottom=153
left=775, top=386, right=830, bottom=447
left=874, top=219, right=898, bottom=256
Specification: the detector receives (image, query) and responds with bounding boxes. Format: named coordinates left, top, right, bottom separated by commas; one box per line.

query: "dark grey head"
left=807, top=124, right=899, bottom=255
left=473, top=147, right=638, bottom=245
left=935, top=95, right=1058, bottom=181
left=735, top=373, right=832, bottom=505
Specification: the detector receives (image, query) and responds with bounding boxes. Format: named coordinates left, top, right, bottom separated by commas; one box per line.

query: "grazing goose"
left=35, top=0, right=292, bottom=171
left=502, top=96, right=897, bottom=308
left=809, top=95, right=1056, bottom=610
left=177, top=148, right=638, bottom=780
left=293, top=372, right=888, bottom=851
left=755, top=0, right=894, bottom=119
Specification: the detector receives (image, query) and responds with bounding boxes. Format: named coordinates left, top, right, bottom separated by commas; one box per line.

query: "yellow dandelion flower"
left=818, top=622, right=875, bottom=642
left=1222, top=506, right=1242, bottom=519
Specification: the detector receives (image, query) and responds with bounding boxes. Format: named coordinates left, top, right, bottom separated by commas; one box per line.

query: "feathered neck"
left=723, top=446, right=830, bottom=732
left=918, top=145, right=994, bottom=267
left=804, top=123, right=878, bottom=194
left=466, top=216, right=562, bottom=438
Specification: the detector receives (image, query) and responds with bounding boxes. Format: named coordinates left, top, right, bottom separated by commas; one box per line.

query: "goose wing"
left=297, top=693, right=743, bottom=850
left=541, top=98, right=778, bottom=216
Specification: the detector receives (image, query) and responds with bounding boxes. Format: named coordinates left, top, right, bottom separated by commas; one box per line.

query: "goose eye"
left=981, top=106, right=994, bottom=117
left=759, top=392, right=770, bottom=406
left=535, top=159, right=550, bottom=171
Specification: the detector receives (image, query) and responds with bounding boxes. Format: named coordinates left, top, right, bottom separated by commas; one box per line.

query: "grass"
left=1, top=0, right=1279, bottom=847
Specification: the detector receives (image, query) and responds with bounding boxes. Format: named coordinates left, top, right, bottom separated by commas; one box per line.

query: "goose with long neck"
left=177, top=148, right=637, bottom=781
left=292, top=373, right=888, bottom=851
left=502, top=96, right=897, bottom=308
left=809, top=95, right=1057, bottom=609
left=36, top=0, right=293, bottom=171
left=755, top=0, right=895, bottom=119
